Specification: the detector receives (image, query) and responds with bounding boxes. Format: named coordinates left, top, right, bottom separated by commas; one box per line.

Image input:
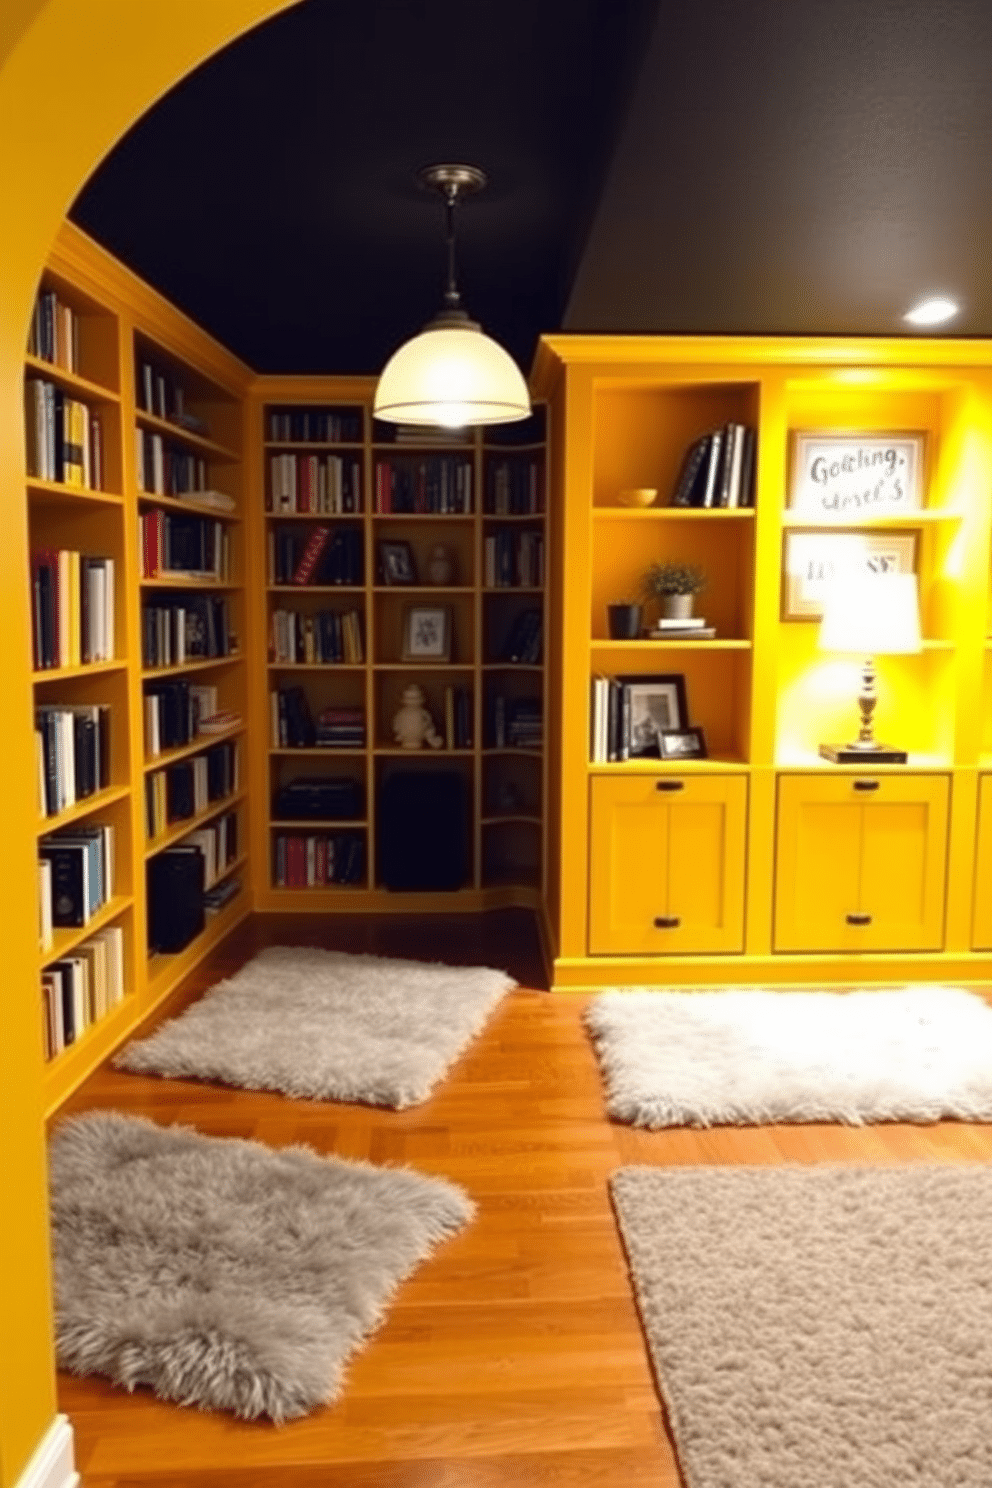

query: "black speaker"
left=147, top=845, right=205, bottom=953
left=378, top=770, right=469, bottom=891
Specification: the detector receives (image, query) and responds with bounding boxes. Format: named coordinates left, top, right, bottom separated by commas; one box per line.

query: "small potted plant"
left=641, top=561, right=707, bottom=621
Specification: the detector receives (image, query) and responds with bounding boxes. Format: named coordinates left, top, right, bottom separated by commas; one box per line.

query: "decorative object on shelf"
left=401, top=604, right=452, bottom=663
left=659, top=726, right=708, bottom=760
left=641, top=562, right=707, bottom=622
left=607, top=601, right=643, bottom=639
left=614, top=673, right=689, bottom=760
left=616, top=487, right=657, bottom=508
left=392, top=683, right=444, bottom=749
left=373, top=164, right=531, bottom=429
left=817, top=571, right=921, bottom=763
left=427, top=543, right=455, bottom=585
left=378, top=538, right=417, bottom=585
left=782, top=530, right=917, bottom=621
left=789, top=431, right=925, bottom=517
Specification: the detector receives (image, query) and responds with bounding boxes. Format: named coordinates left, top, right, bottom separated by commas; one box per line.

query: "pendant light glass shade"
left=374, top=319, right=531, bottom=428
left=374, top=162, right=531, bottom=429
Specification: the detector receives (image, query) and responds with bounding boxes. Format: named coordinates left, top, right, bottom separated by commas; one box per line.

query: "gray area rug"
left=50, top=1110, right=474, bottom=1420
left=612, top=1164, right=992, bottom=1488
left=585, top=986, right=992, bottom=1127
left=115, top=945, right=516, bottom=1107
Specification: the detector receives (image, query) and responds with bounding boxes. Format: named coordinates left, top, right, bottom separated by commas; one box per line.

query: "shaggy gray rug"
left=115, top=946, right=515, bottom=1107
left=612, top=1163, right=992, bottom=1488
left=585, top=986, right=992, bottom=1128
left=49, top=1110, right=473, bottom=1420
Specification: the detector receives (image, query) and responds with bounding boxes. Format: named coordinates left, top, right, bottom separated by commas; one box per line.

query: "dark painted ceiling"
left=71, top=0, right=992, bottom=378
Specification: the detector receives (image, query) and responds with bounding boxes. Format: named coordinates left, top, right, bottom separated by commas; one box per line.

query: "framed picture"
left=617, top=672, right=688, bottom=759
left=788, top=431, right=925, bottom=517
left=379, top=539, right=416, bottom=585
left=659, top=725, right=707, bottom=760
left=401, top=604, right=452, bottom=662
left=782, top=530, right=918, bottom=620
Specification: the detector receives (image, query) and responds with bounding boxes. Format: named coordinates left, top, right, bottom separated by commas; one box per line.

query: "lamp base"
left=818, top=742, right=908, bottom=764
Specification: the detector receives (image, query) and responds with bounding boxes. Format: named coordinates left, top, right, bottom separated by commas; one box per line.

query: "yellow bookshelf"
left=532, top=334, right=992, bottom=989
left=246, top=379, right=548, bottom=910
left=31, top=222, right=254, bottom=1115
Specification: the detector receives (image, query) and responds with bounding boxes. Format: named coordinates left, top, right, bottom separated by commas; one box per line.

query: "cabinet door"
left=589, top=774, right=747, bottom=954
left=972, top=775, right=992, bottom=949
left=775, top=774, right=949, bottom=952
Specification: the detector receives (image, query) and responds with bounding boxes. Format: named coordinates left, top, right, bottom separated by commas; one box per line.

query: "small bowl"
left=616, top=487, right=657, bottom=508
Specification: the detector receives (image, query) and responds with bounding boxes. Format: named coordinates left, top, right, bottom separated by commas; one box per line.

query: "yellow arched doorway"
left=0, top=7, right=295, bottom=1482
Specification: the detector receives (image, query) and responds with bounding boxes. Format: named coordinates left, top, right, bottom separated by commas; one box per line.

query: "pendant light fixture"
left=373, top=163, right=531, bottom=429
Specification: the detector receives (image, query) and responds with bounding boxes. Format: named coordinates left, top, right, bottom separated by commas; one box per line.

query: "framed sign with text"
left=788, top=431, right=925, bottom=517
left=782, top=529, right=918, bottom=620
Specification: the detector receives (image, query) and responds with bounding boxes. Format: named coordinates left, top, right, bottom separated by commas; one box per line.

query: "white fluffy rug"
left=585, top=986, right=992, bottom=1128
left=50, top=1111, right=474, bottom=1420
left=612, top=1163, right=992, bottom=1488
left=115, top=946, right=515, bottom=1107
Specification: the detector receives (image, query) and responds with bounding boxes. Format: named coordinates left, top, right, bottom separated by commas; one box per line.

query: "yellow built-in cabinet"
left=532, top=333, right=992, bottom=988
left=589, top=773, right=747, bottom=953
left=774, top=773, right=950, bottom=952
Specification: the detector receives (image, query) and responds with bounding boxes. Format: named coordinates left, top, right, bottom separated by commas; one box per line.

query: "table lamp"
left=817, top=571, right=921, bottom=763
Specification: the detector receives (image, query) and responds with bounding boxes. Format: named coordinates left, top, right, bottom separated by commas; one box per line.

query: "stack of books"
left=646, top=616, right=716, bottom=640
left=315, top=706, right=365, bottom=749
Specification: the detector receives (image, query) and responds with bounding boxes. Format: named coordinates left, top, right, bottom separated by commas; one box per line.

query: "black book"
left=167, top=761, right=196, bottom=820
left=671, top=434, right=712, bottom=507
left=739, top=426, right=757, bottom=507
left=167, top=515, right=207, bottom=572
left=700, top=429, right=724, bottom=509
left=72, top=711, right=96, bottom=798
left=39, top=842, right=86, bottom=927
left=282, top=686, right=315, bottom=747
left=147, top=846, right=205, bottom=953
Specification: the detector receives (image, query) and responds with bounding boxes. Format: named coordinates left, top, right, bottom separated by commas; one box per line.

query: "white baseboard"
left=14, top=1416, right=78, bottom=1488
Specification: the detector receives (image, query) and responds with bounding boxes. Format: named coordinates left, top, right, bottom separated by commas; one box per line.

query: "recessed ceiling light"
left=904, top=296, right=959, bottom=327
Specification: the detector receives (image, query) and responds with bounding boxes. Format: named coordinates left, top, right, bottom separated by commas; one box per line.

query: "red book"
left=287, top=834, right=306, bottom=887
left=291, top=525, right=330, bottom=585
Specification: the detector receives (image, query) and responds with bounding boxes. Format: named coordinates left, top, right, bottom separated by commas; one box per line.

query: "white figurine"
left=392, top=683, right=443, bottom=749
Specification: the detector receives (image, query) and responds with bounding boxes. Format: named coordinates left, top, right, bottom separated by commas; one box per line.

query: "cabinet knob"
left=845, top=912, right=873, bottom=925
left=853, top=779, right=880, bottom=792
left=654, top=915, right=681, bottom=928
left=655, top=780, right=684, bottom=792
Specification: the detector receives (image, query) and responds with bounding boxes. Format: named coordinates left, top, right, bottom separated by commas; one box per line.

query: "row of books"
left=139, top=510, right=231, bottom=580
left=267, top=407, right=363, bottom=445
left=272, top=831, right=365, bottom=887
left=269, top=607, right=364, bottom=665
left=26, top=379, right=104, bottom=489
left=28, top=287, right=80, bottom=373
left=267, top=453, right=363, bottom=514
left=143, top=595, right=233, bottom=669
left=31, top=549, right=115, bottom=670
left=268, top=524, right=363, bottom=586
left=443, top=686, right=473, bottom=749
left=178, top=811, right=239, bottom=890
left=492, top=696, right=543, bottom=749
left=36, top=703, right=111, bottom=817
left=41, top=923, right=126, bottom=1060
left=270, top=688, right=365, bottom=749
left=143, top=680, right=228, bottom=757
left=145, top=740, right=240, bottom=839
left=374, top=457, right=473, bottom=514
left=484, top=530, right=545, bottom=588
left=135, top=429, right=209, bottom=497
left=137, top=360, right=209, bottom=436
left=499, top=608, right=543, bottom=664
left=486, top=458, right=543, bottom=515
left=671, top=423, right=757, bottom=509
left=38, top=820, right=114, bottom=930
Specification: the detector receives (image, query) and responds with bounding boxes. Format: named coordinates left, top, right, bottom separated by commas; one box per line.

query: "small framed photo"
left=788, top=430, right=925, bottom=517
left=659, top=726, right=707, bottom=760
left=379, top=539, right=416, bottom=585
left=402, top=604, right=452, bottom=662
left=782, top=530, right=918, bottom=620
left=617, top=673, right=688, bottom=759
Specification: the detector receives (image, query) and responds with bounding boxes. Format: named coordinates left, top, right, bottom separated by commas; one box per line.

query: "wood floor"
left=53, top=911, right=992, bottom=1488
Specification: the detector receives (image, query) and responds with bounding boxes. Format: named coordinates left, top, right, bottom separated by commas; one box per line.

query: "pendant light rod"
left=419, top=163, right=487, bottom=320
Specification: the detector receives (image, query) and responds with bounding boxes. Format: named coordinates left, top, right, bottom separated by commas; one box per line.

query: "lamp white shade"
left=373, top=323, right=531, bottom=428
left=818, top=571, right=922, bottom=655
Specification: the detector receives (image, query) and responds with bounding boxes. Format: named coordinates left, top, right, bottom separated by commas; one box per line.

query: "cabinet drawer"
left=774, top=773, right=950, bottom=953
left=589, top=774, right=747, bottom=954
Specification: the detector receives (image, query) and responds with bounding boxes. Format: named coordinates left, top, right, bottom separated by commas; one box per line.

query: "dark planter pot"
left=607, top=603, right=642, bottom=639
